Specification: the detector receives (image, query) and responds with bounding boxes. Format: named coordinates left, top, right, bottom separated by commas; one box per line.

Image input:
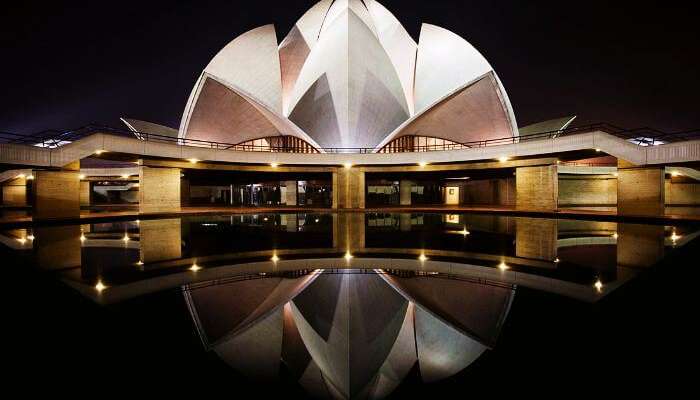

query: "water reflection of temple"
left=185, top=270, right=514, bottom=398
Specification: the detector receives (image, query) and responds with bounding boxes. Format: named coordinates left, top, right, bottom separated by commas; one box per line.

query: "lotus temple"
left=1, top=0, right=699, bottom=220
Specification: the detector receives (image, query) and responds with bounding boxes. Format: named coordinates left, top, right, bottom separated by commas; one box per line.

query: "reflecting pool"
left=4, top=212, right=699, bottom=397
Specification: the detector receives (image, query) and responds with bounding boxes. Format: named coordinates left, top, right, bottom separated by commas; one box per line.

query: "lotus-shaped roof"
left=178, top=0, right=518, bottom=151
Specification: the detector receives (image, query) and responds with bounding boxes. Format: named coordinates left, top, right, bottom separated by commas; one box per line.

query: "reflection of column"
left=617, top=223, right=664, bottom=270
left=334, top=167, right=365, bottom=209
left=515, top=217, right=557, bottom=261
left=334, top=213, right=365, bottom=252
left=516, top=165, right=558, bottom=211
left=617, top=166, right=664, bottom=216
left=139, top=166, right=181, bottom=213
left=400, top=180, right=413, bottom=206
left=1, top=175, right=27, bottom=206
left=399, top=213, right=412, bottom=232
left=284, top=181, right=297, bottom=206
left=33, top=170, right=80, bottom=219
left=33, top=226, right=82, bottom=270
left=139, top=219, right=182, bottom=263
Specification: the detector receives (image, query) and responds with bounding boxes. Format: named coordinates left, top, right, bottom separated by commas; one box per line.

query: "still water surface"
left=4, top=212, right=698, bottom=397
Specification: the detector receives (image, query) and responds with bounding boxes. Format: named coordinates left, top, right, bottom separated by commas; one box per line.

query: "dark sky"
left=1, top=0, right=698, bottom=134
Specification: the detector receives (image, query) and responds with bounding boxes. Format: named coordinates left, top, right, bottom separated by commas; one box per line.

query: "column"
left=334, top=167, right=365, bottom=209
left=516, top=165, right=558, bottom=211
left=1, top=175, right=28, bottom=206
left=79, top=180, right=91, bottom=207
left=33, top=170, right=80, bottom=219
left=617, top=166, right=665, bottom=216
left=399, top=180, right=413, bottom=206
left=139, top=166, right=181, bottom=213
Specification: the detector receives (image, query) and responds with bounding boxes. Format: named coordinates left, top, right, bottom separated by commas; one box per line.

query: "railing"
left=1, top=122, right=699, bottom=154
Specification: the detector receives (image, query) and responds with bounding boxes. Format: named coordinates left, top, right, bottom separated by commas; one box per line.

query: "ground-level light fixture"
left=122, top=234, right=130, bottom=242
left=594, top=279, right=603, bottom=293
left=16, top=174, right=25, bottom=179
left=95, top=150, right=106, bottom=155
left=344, top=162, right=353, bottom=169
left=27, top=234, right=35, bottom=241
left=136, top=261, right=144, bottom=266
left=595, top=148, right=602, bottom=152
left=554, top=257, right=560, bottom=263
left=187, top=158, right=199, bottom=164
left=26, top=175, right=34, bottom=180
left=270, top=162, right=279, bottom=168
left=79, top=174, right=86, bottom=180
left=121, top=174, right=130, bottom=179
left=612, top=232, right=619, bottom=239
left=418, top=161, right=428, bottom=167
left=498, top=261, right=509, bottom=271
left=498, top=156, right=509, bottom=163
left=418, top=253, right=428, bottom=262
left=271, top=254, right=279, bottom=262
left=80, top=233, right=87, bottom=243
left=671, top=171, right=682, bottom=177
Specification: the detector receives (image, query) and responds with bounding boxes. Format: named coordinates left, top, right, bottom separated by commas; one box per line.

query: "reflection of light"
left=344, top=251, right=353, bottom=261
left=554, top=257, right=560, bottom=263
left=419, top=254, right=428, bottom=262
left=122, top=234, right=130, bottom=242
left=271, top=254, right=279, bottom=262
left=80, top=234, right=86, bottom=242
left=671, top=231, right=681, bottom=242
left=498, top=262, right=509, bottom=271
left=27, top=235, right=35, bottom=241
left=16, top=174, right=25, bottom=179
left=671, top=171, right=681, bottom=177
left=95, top=281, right=107, bottom=292
left=136, top=261, right=144, bottom=266
left=16, top=238, right=27, bottom=245
left=315, top=218, right=320, bottom=223
left=344, top=162, right=352, bottom=169
left=263, top=217, right=268, bottom=222
left=594, top=279, right=603, bottom=292
left=613, top=172, right=619, bottom=177
left=612, top=232, right=618, bottom=239
left=136, top=220, right=140, bottom=225
left=190, top=264, right=202, bottom=272
left=79, top=174, right=86, bottom=179
left=498, top=156, right=509, bottom=163
left=26, top=175, right=34, bottom=180
left=460, top=228, right=470, bottom=236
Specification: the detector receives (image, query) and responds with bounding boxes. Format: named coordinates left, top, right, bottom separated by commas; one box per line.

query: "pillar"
left=617, top=166, right=665, bottom=216
left=139, top=219, right=182, bottom=264
left=33, top=170, right=80, bottom=219
left=399, top=180, right=413, bottom=206
left=516, top=165, right=558, bottom=211
left=515, top=217, right=558, bottom=261
left=284, top=181, right=297, bottom=206
left=333, top=167, right=365, bottom=209
left=139, top=166, right=181, bottom=213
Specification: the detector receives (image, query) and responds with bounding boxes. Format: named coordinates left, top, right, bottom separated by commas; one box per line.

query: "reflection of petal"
left=185, top=273, right=317, bottom=346
left=381, top=274, right=515, bottom=347
left=213, top=307, right=284, bottom=382
left=291, top=273, right=408, bottom=399
left=414, top=305, right=487, bottom=383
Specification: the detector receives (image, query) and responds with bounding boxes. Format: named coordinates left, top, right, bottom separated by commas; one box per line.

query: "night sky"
left=1, top=0, right=698, bottom=134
